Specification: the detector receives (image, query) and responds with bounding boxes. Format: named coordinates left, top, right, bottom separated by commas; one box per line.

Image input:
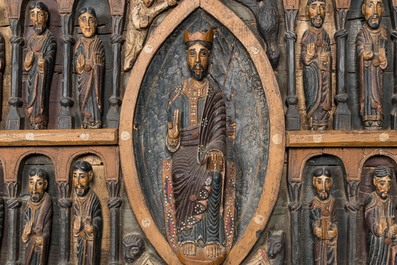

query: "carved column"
left=345, top=180, right=359, bottom=265
left=333, top=1, right=352, bottom=130
left=283, top=0, right=300, bottom=130
left=107, top=180, right=123, bottom=265
left=57, top=182, right=72, bottom=265
left=57, top=0, right=75, bottom=129
left=5, top=1, right=24, bottom=130
left=106, top=17, right=123, bottom=128
left=288, top=182, right=301, bottom=265
left=5, top=182, right=21, bottom=265
left=107, top=0, right=126, bottom=128
left=390, top=3, right=397, bottom=128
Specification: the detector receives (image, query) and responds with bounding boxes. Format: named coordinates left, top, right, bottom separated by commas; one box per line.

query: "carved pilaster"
left=57, top=182, right=72, bottom=265
left=5, top=182, right=21, bottom=265
left=284, top=9, right=300, bottom=130
left=391, top=29, right=397, bottom=128
left=5, top=18, right=24, bottom=130
left=107, top=180, right=123, bottom=265
left=288, top=181, right=301, bottom=265
left=106, top=15, right=124, bottom=128
left=333, top=8, right=351, bottom=129
left=345, top=180, right=359, bottom=265
left=57, top=12, right=75, bottom=129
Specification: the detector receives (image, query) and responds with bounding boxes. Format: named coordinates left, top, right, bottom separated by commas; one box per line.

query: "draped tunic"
left=167, top=77, right=226, bottom=244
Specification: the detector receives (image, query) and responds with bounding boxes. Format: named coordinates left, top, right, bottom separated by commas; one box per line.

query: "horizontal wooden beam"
left=287, top=130, right=397, bottom=147
left=0, top=129, right=118, bottom=146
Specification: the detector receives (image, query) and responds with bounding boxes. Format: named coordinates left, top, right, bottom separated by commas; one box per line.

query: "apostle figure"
left=311, top=168, right=337, bottom=265
left=22, top=168, right=53, bottom=265
left=365, top=166, right=397, bottom=264
left=74, top=7, right=105, bottom=129
left=301, top=0, right=332, bottom=130
left=24, top=1, right=56, bottom=129
left=123, top=0, right=177, bottom=71
left=72, top=160, right=102, bottom=265
left=357, top=0, right=387, bottom=130
left=166, top=28, right=227, bottom=262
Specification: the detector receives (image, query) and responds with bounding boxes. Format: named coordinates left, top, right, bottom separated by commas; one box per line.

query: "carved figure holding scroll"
left=301, top=0, right=332, bottom=130
left=74, top=7, right=105, bottom=128
left=72, top=160, right=102, bottom=265
left=365, top=166, right=397, bottom=264
left=24, top=1, right=56, bottom=129
left=123, top=0, right=177, bottom=71
left=311, top=168, right=337, bottom=265
left=22, top=168, right=53, bottom=265
left=163, top=28, right=230, bottom=264
left=357, top=0, right=387, bottom=130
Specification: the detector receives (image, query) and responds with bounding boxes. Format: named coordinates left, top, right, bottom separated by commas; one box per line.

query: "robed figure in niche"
left=72, top=161, right=102, bottom=265
left=24, top=1, right=56, bottom=129
left=74, top=7, right=105, bottom=129
left=356, top=0, right=387, bottom=130
left=301, top=0, right=332, bottom=130
left=310, top=168, right=337, bottom=265
left=365, top=166, right=397, bottom=264
left=163, top=28, right=235, bottom=264
left=22, top=169, right=53, bottom=265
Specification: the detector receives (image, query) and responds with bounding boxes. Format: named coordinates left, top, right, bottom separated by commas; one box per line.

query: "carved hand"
left=35, top=235, right=44, bottom=246
left=208, top=151, right=224, bottom=172
left=76, top=54, right=85, bottom=74
left=314, top=226, right=322, bottom=239
left=306, top=43, right=316, bottom=60
left=73, top=217, right=81, bottom=235
left=377, top=218, right=387, bottom=236
left=37, top=56, right=45, bottom=69
left=327, top=229, right=337, bottom=240
left=363, top=50, right=374, bottom=61
left=379, top=48, right=387, bottom=64
left=320, top=53, right=329, bottom=64
left=22, top=221, right=33, bottom=243
left=167, top=0, right=178, bottom=6
left=24, top=51, right=34, bottom=71
left=139, top=16, right=150, bottom=29
left=167, top=109, right=180, bottom=140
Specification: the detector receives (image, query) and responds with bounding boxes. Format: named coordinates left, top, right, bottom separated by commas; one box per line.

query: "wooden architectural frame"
left=118, top=0, right=285, bottom=264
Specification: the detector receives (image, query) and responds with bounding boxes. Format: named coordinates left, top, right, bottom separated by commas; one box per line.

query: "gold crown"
left=183, top=29, right=214, bottom=44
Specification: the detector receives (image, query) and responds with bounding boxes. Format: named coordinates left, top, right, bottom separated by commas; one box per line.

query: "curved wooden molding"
left=119, top=0, right=285, bottom=264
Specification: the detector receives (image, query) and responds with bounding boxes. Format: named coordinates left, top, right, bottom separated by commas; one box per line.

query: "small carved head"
left=78, top=7, right=97, bottom=38
left=312, top=167, right=332, bottom=200
left=362, top=0, right=384, bottom=29
left=72, top=160, right=94, bottom=197
left=143, top=0, right=154, bottom=8
left=373, top=166, right=392, bottom=199
left=29, top=1, right=49, bottom=35
left=123, top=234, right=145, bottom=263
left=184, top=29, right=214, bottom=81
left=306, top=0, right=326, bottom=28
left=28, top=168, right=48, bottom=203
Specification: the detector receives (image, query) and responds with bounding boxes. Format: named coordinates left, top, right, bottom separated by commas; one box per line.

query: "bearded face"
left=363, top=0, right=384, bottom=29
left=73, top=169, right=92, bottom=196
left=374, top=176, right=391, bottom=199
left=29, top=175, right=48, bottom=203
left=30, top=7, right=48, bottom=35
left=186, top=43, right=210, bottom=81
left=307, top=1, right=326, bottom=28
left=313, top=175, right=332, bottom=200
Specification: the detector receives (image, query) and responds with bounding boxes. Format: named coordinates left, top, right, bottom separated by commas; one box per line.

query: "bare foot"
left=205, top=243, right=221, bottom=258
left=181, top=242, right=196, bottom=256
